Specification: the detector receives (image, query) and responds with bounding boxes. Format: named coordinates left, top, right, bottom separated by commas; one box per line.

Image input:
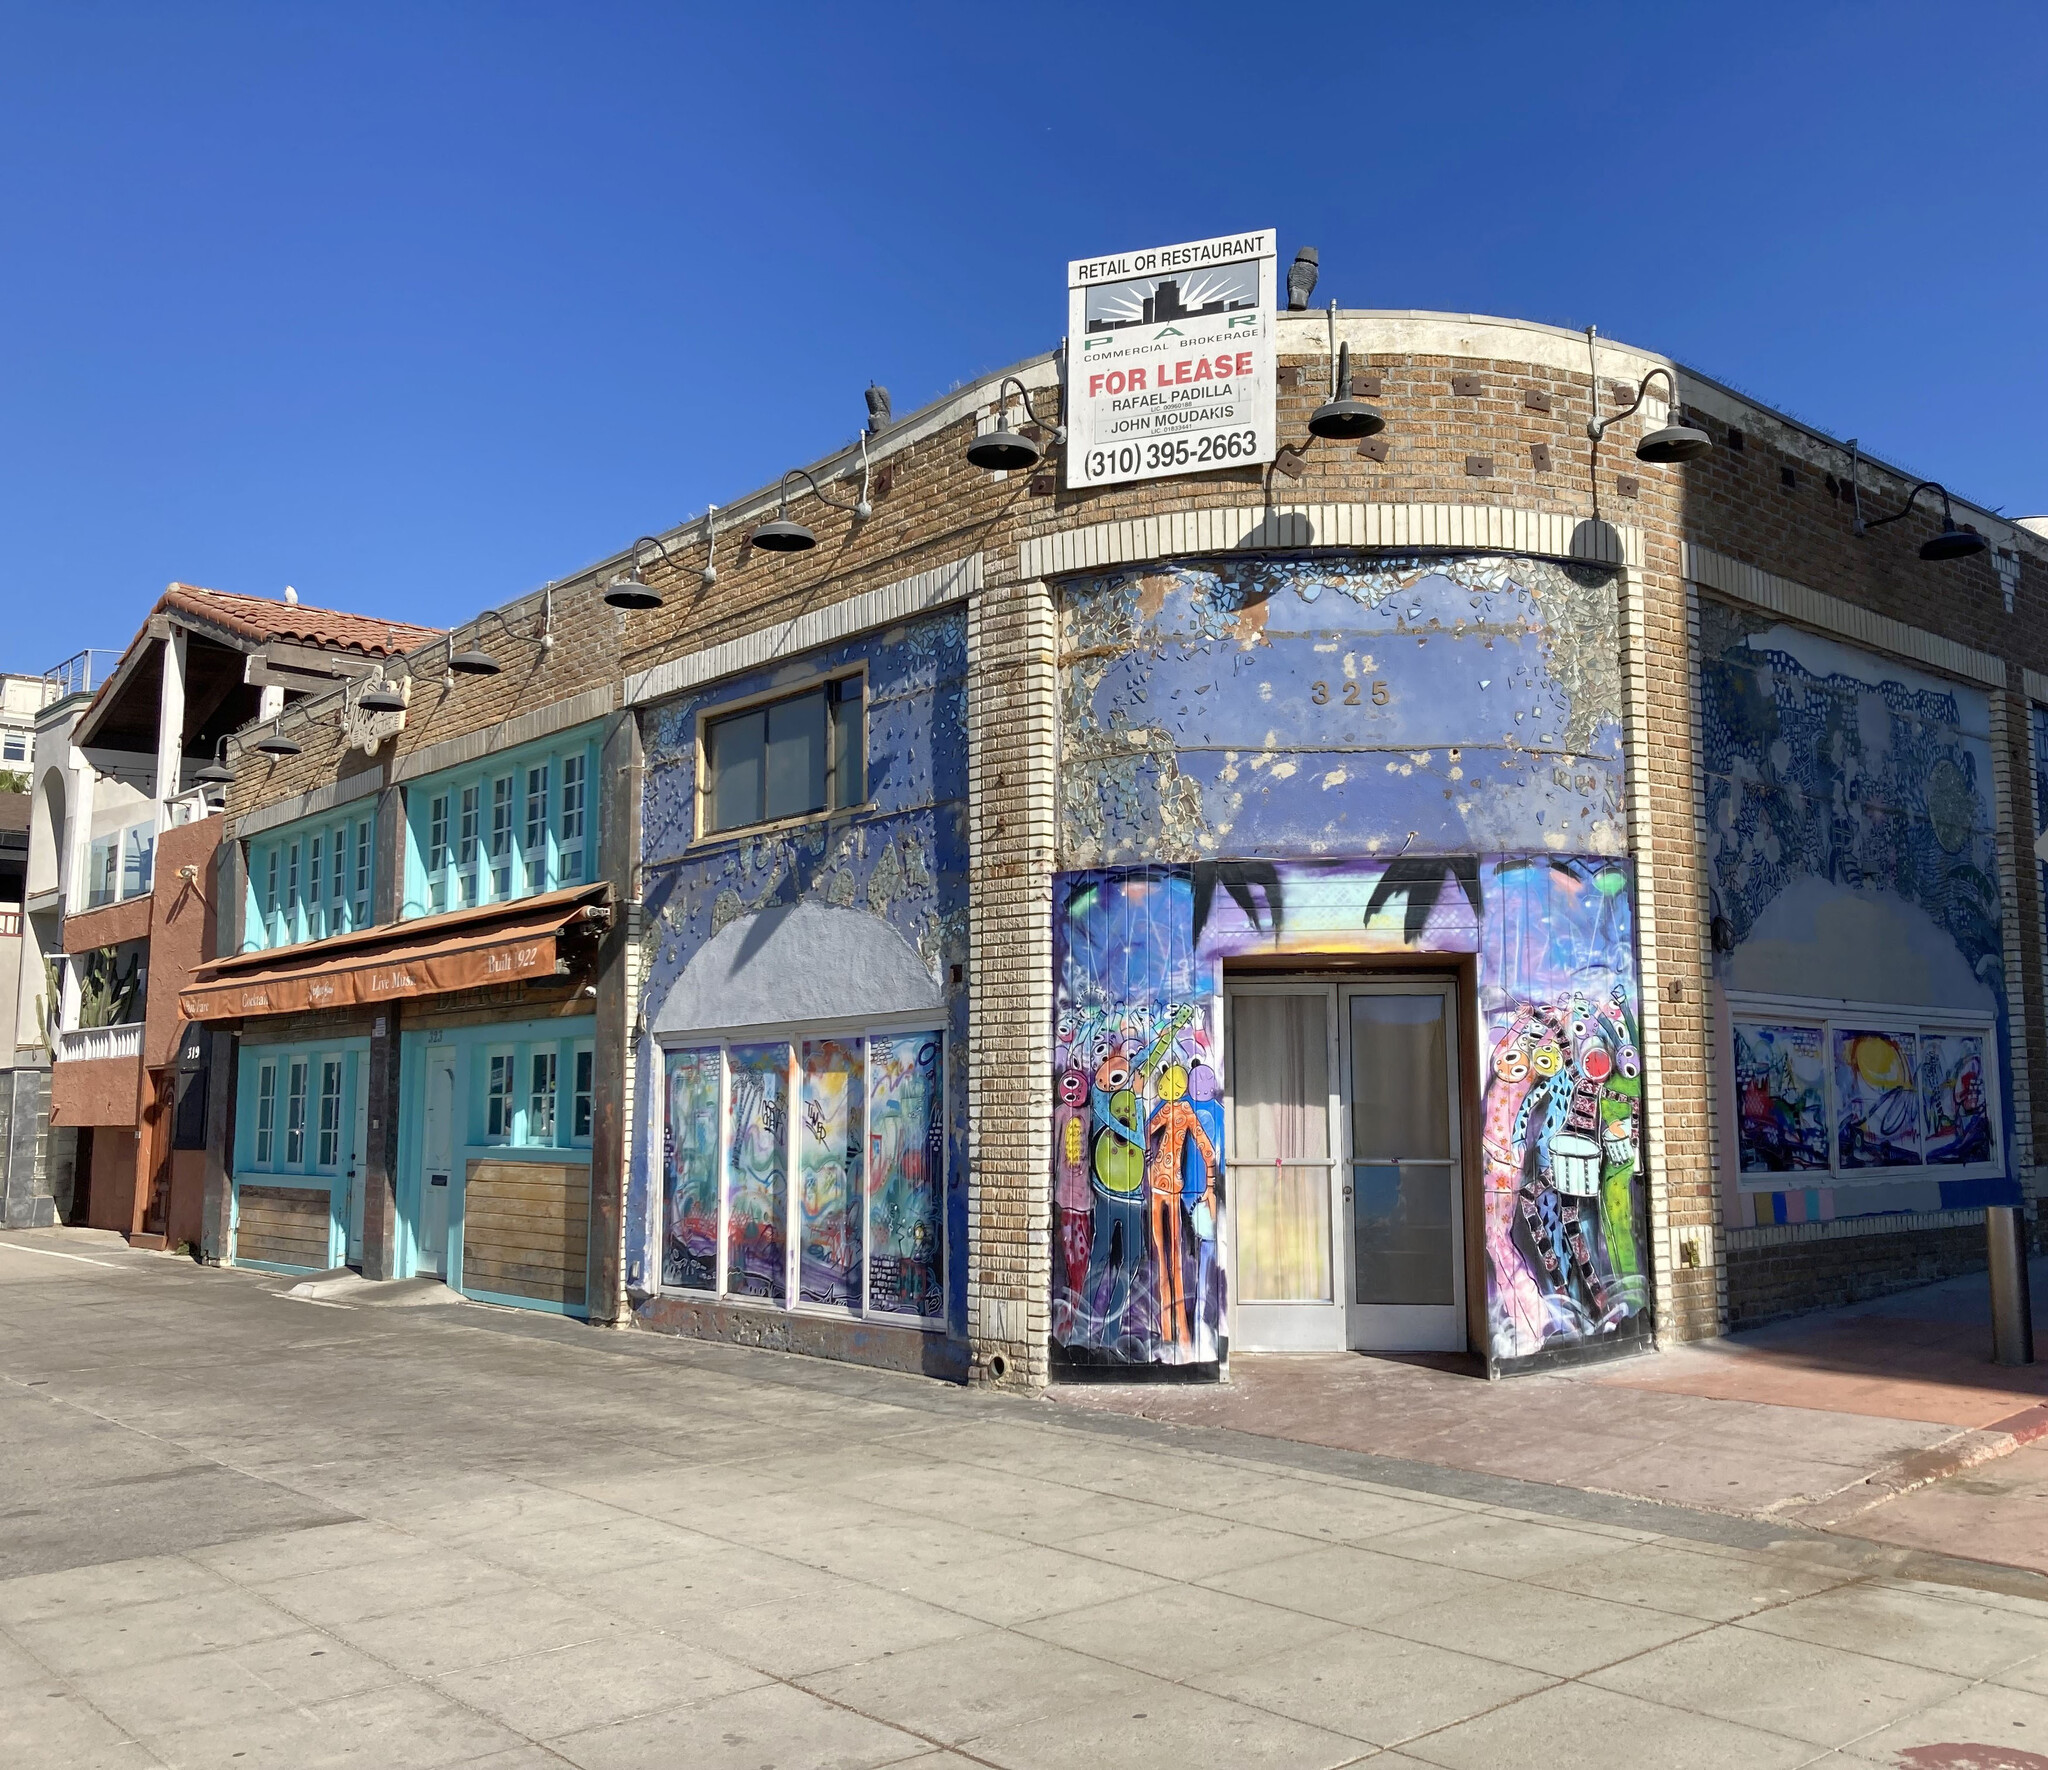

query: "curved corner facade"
left=185, top=308, right=2048, bottom=1388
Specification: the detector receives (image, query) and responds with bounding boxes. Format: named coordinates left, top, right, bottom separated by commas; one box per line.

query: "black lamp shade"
left=1636, top=422, right=1712, bottom=465
left=448, top=647, right=502, bottom=675
left=1307, top=396, right=1386, bottom=441
left=358, top=685, right=407, bottom=714
left=752, top=519, right=817, bottom=553
left=1921, top=525, right=1988, bottom=562
left=254, top=733, right=301, bottom=757
left=967, top=427, right=1043, bottom=472
left=193, top=760, right=236, bottom=785
left=603, top=570, right=664, bottom=610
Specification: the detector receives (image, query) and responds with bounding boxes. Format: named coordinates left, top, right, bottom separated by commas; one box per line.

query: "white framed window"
left=428, top=794, right=450, bottom=912
left=246, top=812, right=376, bottom=951
left=284, top=1059, right=308, bottom=1166
left=402, top=730, right=597, bottom=918
left=484, top=1050, right=514, bottom=1141
left=2, top=732, right=25, bottom=762
left=657, top=1021, right=945, bottom=1323
left=559, top=754, right=586, bottom=882
left=490, top=774, right=514, bottom=898
left=1727, top=992, right=2005, bottom=1189
left=307, top=836, right=324, bottom=941
left=254, top=1061, right=278, bottom=1164
left=317, top=1058, right=343, bottom=1168
left=353, top=820, right=372, bottom=927
left=529, top=1048, right=558, bottom=1143
left=458, top=786, right=480, bottom=908
left=524, top=764, right=549, bottom=891
left=573, top=1044, right=594, bottom=1142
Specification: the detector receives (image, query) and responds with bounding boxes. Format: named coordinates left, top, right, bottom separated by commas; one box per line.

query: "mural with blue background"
left=1699, top=599, right=2018, bottom=1222
left=623, top=609, right=970, bottom=1337
left=1053, top=555, right=1649, bottom=1369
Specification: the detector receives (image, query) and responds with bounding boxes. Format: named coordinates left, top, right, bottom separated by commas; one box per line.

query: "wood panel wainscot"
left=463, top=1160, right=591, bottom=1309
left=234, top=1184, right=332, bottom=1271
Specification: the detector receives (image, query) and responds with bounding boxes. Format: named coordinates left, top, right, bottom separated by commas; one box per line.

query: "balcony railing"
left=56, top=1023, right=144, bottom=1064
left=44, top=649, right=120, bottom=703
left=0, top=907, right=20, bottom=937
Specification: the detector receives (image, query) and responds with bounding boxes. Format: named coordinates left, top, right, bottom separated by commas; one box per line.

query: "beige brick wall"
left=212, top=309, right=2046, bottom=1369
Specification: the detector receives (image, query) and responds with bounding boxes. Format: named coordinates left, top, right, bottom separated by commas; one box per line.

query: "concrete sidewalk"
left=1055, top=1262, right=2048, bottom=1552
left=9, top=1229, right=2048, bottom=1769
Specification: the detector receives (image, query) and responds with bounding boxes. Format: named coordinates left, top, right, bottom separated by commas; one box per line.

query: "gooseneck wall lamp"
left=451, top=586, right=559, bottom=673
left=252, top=717, right=301, bottom=758
left=192, top=737, right=237, bottom=786
left=1584, top=327, right=1713, bottom=464
left=965, top=377, right=1065, bottom=473
left=754, top=456, right=873, bottom=553
left=604, top=537, right=682, bottom=611
left=1845, top=442, right=1988, bottom=562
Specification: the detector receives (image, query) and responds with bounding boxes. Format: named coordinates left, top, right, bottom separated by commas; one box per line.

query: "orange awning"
left=179, top=885, right=609, bottom=1021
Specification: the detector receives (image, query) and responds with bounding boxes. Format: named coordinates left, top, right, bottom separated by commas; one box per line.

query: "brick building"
left=185, top=304, right=2048, bottom=1383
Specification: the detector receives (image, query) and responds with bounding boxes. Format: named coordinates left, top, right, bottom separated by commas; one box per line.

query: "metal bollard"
left=1988, top=1205, right=2035, bottom=1368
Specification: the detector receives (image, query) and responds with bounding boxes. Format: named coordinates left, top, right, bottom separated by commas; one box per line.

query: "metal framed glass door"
left=1224, top=985, right=1340, bottom=1352
left=1341, top=980, right=1465, bottom=1352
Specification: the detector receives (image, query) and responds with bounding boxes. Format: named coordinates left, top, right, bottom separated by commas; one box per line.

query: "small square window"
left=704, top=677, right=864, bottom=836
left=2, top=733, right=25, bottom=762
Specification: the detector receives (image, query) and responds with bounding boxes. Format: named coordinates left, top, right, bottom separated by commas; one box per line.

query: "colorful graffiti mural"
left=1732, top=1022, right=1829, bottom=1175
left=1834, top=1029, right=1922, bottom=1170
left=1049, top=855, right=1647, bottom=1370
left=662, top=1048, right=721, bottom=1290
left=799, top=1039, right=863, bottom=1307
left=1922, top=1031, right=1992, bottom=1167
left=868, top=1032, right=945, bottom=1318
left=726, top=1042, right=790, bottom=1300
left=1699, top=606, right=2014, bottom=1214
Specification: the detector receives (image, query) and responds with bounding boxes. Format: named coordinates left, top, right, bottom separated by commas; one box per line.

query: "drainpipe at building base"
left=1987, top=1205, right=2035, bottom=1367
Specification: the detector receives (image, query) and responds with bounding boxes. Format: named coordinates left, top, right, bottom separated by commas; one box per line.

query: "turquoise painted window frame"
left=243, top=806, right=377, bottom=952
left=231, top=1033, right=370, bottom=1272
left=395, top=1016, right=597, bottom=1311
left=400, top=724, right=600, bottom=922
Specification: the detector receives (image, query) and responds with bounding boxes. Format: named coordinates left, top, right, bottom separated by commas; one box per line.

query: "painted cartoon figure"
left=1052, top=1064, right=1093, bottom=1301
left=1083, top=1049, right=1148, bottom=1333
left=1143, top=1063, right=1218, bottom=1349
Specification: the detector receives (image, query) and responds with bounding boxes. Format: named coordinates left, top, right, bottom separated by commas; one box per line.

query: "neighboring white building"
left=0, top=670, right=58, bottom=778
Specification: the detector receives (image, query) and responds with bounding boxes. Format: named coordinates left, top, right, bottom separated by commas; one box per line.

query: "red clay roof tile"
left=162, top=584, right=442, bottom=657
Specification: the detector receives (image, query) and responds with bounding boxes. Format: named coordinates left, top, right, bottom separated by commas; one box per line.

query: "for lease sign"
left=1065, top=229, right=1277, bottom=490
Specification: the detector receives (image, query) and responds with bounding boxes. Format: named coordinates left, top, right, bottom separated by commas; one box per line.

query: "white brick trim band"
left=1019, top=505, right=1639, bottom=582
left=1684, top=543, right=2007, bottom=689
left=622, top=554, right=984, bottom=708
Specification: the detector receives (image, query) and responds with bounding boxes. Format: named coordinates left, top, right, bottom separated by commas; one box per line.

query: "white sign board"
left=1065, top=228, right=1277, bottom=490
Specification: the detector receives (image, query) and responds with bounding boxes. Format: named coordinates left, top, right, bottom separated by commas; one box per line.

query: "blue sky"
left=3, top=2, right=2044, bottom=669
